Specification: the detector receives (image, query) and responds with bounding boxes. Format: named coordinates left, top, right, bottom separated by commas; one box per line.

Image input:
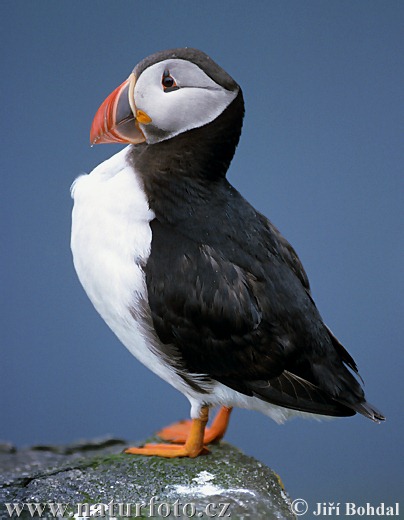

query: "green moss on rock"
left=0, top=438, right=295, bottom=519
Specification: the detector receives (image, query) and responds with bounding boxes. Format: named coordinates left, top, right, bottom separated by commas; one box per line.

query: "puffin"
left=71, top=48, right=385, bottom=458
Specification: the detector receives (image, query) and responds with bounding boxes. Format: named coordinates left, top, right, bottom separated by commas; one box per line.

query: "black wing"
left=144, top=189, right=383, bottom=421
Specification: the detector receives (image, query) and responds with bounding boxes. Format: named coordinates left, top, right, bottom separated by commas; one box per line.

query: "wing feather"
left=144, top=198, right=376, bottom=419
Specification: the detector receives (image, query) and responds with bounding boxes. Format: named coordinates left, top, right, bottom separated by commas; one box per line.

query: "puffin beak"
left=90, top=74, right=151, bottom=145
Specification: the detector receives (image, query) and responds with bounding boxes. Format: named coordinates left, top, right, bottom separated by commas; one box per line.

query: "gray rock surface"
left=0, top=437, right=296, bottom=519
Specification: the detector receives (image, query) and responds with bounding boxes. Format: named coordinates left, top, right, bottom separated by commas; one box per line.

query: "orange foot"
left=125, top=442, right=209, bottom=458
left=125, top=406, right=210, bottom=458
left=157, top=406, right=232, bottom=444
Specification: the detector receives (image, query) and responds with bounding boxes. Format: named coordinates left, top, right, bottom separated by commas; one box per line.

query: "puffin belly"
left=70, top=147, right=190, bottom=394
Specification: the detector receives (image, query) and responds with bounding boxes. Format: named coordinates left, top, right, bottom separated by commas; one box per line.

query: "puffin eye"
left=162, top=70, right=179, bottom=92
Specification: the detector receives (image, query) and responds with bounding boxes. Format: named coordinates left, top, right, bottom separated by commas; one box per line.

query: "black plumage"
left=127, top=58, right=384, bottom=422
left=83, top=47, right=384, bottom=428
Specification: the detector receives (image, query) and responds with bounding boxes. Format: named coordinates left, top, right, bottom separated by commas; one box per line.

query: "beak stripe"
left=90, top=75, right=146, bottom=145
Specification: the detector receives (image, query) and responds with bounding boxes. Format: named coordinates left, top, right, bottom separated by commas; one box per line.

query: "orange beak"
left=90, top=74, right=149, bottom=145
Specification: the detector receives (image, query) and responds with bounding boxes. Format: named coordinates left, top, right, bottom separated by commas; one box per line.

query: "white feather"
left=71, top=147, right=193, bottom=398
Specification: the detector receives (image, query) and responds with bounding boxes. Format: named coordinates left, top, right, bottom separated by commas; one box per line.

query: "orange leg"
left=157, top=406, right=232, bottom=444
left=125, top=406, right=210, bottom=458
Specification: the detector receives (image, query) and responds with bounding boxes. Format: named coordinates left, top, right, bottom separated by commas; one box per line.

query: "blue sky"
left=1, top=0, right=403, bottom=511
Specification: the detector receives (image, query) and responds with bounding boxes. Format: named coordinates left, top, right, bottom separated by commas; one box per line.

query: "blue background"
left=1, top=0, right=403, bottom=513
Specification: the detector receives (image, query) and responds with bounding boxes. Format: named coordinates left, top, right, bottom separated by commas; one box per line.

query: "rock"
left=0, top=443, right=16, bottom=455
left=0, top=437, right=295, bottom=519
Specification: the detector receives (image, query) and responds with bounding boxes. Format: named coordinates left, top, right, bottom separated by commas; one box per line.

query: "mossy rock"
left=0, top=438, right=295, bottom=519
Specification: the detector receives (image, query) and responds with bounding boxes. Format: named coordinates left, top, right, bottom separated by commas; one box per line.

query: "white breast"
left=71, top=146, right=154, bottom=321
left=71, top=147, right=178, bottom=387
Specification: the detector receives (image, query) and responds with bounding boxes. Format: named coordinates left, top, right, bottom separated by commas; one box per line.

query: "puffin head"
left=90, top=48, right=241, bottom=146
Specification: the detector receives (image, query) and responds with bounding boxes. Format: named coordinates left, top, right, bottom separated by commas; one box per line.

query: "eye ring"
left=162, top=70, right=179, bottom=92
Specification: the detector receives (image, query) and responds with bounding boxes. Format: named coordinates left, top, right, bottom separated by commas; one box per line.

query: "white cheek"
left=135, top=83, right=173, bottom=130
left=133, top=60, right=237, bottom=143
left=138, top=87, right=236, bottom=136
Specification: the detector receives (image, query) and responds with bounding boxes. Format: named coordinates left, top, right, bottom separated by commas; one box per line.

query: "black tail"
left=349, top=400, right=385, bottom=423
